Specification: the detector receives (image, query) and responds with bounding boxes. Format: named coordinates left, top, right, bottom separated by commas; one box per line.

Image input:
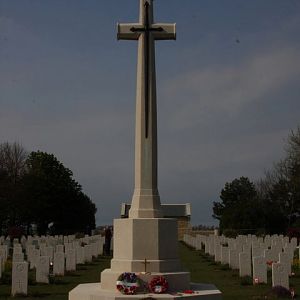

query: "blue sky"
left=1, top=0, right=300, bottom=226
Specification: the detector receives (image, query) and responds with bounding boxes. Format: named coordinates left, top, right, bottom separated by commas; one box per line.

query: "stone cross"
left=117, top=0, right=176, bottom=218
left=141, top=258, right=150, bottom=273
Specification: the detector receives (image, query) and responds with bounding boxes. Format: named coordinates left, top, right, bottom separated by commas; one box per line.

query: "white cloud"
left=161, top=46, right=300, bottom=130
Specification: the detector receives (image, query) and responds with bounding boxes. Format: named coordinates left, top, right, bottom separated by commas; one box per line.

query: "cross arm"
left=152, top=23, right=176, bottom=40
left=117, top=23, right=143, bottom=40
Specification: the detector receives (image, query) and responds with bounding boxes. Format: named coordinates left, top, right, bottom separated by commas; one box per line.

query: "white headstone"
left=272, top=262, right=289, bottom=289
left=84, top=245, right=92, bottom=263
left=36, top=256, right=50, bottom=283
left=13, top=246, right=22, bottom=255
left=252, top=246, right=264, bottom=258
left=239, top=252, right=251, bottom=277
left=11, top=262, right=28, bottom=296
left=66, top=249, right=76, bottom=271
left=253, top=256, right=267, bottom=284
left=221, top=246, right=229, bottom=265
left=26, top=245, right=35, bottom=263
left=279, top=252, right=291, bottom=276
left=13, top=253, right=24, bottom=263
left=214, top=244, right=221, bottom=262
left=263, top=248, right=272, bottom=263
left=76, top=246, right=85, bottom=264
left=39, top=243, right=47, bottom=256
left=53, top=252, right=65, bottom=276
left=45, top=246, right=54, bottom=262
left=30, top=248, right=40, bottom=269
left=0, top=245, right=8, bottom=261
left=56, top=244, right=64, bottom=253
left=283, top=246, right=294, bottom=263
left=291, top=237, right=297, bottom=248
left=229, top=249, right=239, bottom=269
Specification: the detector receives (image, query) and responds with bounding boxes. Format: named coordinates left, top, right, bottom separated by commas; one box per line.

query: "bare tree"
left=0, top=142, right=28, bottom=183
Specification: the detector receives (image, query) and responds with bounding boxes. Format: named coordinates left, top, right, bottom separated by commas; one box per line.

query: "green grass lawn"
left=0, top=244, right=299, bottom=299
left=0, top=256, right=111, bottom=300
left=179, top=242, right=300, bottom=300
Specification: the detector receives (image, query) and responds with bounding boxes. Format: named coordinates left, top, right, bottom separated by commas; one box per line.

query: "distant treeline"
left=192, top=225, right=216, bottom=231
left=213, top=126, right=300, bottom=237
left=0, top=144, right=96, bottom=236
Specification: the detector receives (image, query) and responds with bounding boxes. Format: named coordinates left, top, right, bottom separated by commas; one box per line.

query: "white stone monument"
left=272, top=262, right=289, bottom=289
left=76, top=246, right=85, bottom=265
left=11, top=262, right=28, bottom=296
left=66, top=249, right=76, bottom=271
left=36, top=256, right=50, bottom=283
left=221, top=246, right=229, bottom=265
left=253, top=256, right=267, bottom=284
left=13, top=253, right=24, bottom=263
left=229, top=249, right=239, bottom=270
left=69, top=1, right=221, bottom=299
left=53, top=251, right=65, bottom=276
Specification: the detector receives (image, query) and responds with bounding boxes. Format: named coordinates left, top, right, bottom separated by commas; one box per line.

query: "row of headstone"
left=183, top=233, right=299, bottom=290
left=0, top=234, right=105, bottom=296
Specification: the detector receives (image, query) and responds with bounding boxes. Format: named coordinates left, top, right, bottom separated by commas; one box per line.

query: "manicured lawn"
left=179, top=242, right=300, bottom=300
left=0, top=244, right=299, bottom=299
left=0, top=256, right=111, bottom=300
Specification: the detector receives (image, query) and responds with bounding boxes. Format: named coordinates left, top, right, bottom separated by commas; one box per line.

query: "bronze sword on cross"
left=117, top=0, right=176, bottom=139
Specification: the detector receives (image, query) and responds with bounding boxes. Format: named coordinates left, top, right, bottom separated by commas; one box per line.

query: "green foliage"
left=213, top=177, right=265, bottom=234
left=214, top=125, right=300, bottom=235
left=21, top=151, right=97, bottom=235
left=222, top=229, right=238, bottom=238
left=0, top=145, right=97, bottom=235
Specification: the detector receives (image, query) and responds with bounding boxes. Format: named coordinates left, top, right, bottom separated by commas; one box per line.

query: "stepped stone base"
left=68, top=282, right=222, bottom=300
left=101, top=270, right=190, bottom=291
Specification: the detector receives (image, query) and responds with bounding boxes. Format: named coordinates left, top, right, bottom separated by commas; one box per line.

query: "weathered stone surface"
left=239, top=252, right=251, bottom=277
left=279, top=252, right=291, bottom=276
left=36, top=256, right=50, bottom=283
left=66, top=249, right=76, bottom=271
left=11, top=262, right=28, bottom=296
left=229, top=249, right=239, bottom=269
left=220, top=246, right=229, bottom=265
left=13, top=253, right=24, bottom=263
left=272, top=262, right=289, bottom=289
left=253, top=256, right=267, bottom=284
left=53, top=251, right=65, bottom=276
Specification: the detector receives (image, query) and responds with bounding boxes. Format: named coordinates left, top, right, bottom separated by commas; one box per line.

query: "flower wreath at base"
left=116, top=272, right=140, bottom=295
left=148, top=276, right=168, bottom=294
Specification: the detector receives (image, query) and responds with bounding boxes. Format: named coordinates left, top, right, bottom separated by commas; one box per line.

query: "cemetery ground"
left=0, top=243, right=299, bottom=299
left=0, top=256, right=111, bottom=299
left=180, top=242, right=300, bottom=300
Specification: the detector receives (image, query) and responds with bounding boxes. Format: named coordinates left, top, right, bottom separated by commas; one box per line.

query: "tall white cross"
left=117, top=0, right=176, bottom=218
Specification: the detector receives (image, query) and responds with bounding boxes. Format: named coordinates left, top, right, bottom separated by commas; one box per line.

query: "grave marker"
left=253, top=256, right=267, bottom=284
left=272, top=262, right=289, bottom=289
left=36, top=256, right=50, bottom=283
left=11, top=262, right=28, bottom=296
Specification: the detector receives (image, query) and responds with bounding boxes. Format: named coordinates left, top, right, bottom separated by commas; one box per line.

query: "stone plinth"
left=111, top=218, right=180, bottom=272
left=101, top=270, right=190, bottom=292
left=69, top=283, right=222, bottom=300
left=100, top=218, right=190, bottom=291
